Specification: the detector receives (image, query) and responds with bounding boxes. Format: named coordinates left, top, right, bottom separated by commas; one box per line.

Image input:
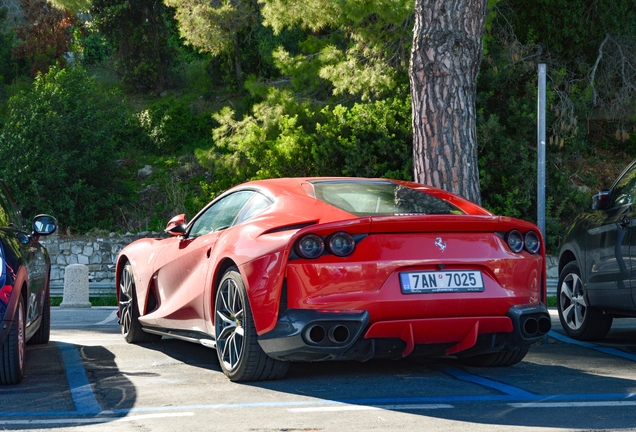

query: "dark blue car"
left=0, top=180, right=57, bottom=384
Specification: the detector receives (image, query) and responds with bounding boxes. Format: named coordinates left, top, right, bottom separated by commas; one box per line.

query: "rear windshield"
left=311, top=180, right=464, bottom=216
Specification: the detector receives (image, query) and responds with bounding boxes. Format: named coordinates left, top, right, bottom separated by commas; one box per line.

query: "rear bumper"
left=258, top=304, right=551, bottom=362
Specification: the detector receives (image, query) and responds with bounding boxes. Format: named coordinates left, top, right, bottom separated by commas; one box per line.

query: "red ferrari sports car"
left=116, top=178, right=550, bottom=381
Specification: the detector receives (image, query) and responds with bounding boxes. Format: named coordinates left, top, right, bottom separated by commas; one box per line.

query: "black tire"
left=214, top=267, right=289, bottom=382
left=119, top=262, right=160, bottom=344
left=30, top=287, right=50, bottom=345
left=0, top=296, right=26, bottom=384
left=459, top=346, right=529, bottom=367
left=557, top=261, right=613, bottom=341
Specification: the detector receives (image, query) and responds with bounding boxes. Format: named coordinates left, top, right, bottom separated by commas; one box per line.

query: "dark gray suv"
left=558, top=160, right=636, bottom=340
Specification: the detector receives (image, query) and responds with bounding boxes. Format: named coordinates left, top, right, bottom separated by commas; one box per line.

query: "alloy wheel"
left=17, top=305, right=24, bottom=373
left=560, top=272, right=587, bottom=330
left=215, top=277, right=245, bottom=371
left=119, top=266, right=134, bottom=337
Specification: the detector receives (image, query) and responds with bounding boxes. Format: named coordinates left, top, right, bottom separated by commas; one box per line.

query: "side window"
left=0, top=197, right=9, bottom=227
left=234, top=193, right=273, bottom=225
left=189, top=191, right=254, bottom=238
left=0, top=183, right=23, bottom=228
left=612, top=165, right=636, bottom=207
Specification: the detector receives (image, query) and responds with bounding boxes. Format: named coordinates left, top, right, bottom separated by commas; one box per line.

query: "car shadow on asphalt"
left=236, top=331, right=636, bottom=430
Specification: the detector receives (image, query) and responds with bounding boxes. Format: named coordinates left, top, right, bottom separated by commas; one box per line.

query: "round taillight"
left=506, top=230, right=524, bottom=253
left=524, top=231, right=541, bottom=254
left=327, top=232, right=355, bottom=257
left=295, top=234, right=324, bottom=259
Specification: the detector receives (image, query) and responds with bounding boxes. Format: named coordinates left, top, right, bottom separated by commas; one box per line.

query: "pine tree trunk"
left=232, top=32, right=243, bottom=83
left=409, top=0, right=488, bottom=204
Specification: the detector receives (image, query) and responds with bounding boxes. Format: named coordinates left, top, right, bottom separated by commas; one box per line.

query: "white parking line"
left=96, top=309, right=119, bottom=325
left=0, top=412, right=195, bottom=426
left=288, top=404, right=453, bottom=412
left=51, top=337, right=124, bottom=343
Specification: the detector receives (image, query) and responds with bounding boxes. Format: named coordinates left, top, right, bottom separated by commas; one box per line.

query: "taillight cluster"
left=294, top=232, right=356, bottom=259
left=505, top=230, right=541, bottom=254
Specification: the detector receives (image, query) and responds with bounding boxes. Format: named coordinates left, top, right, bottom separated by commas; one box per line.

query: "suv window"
left=311, top=180, right=464, bottom=216
left=612, top=163, right=636, bottom=207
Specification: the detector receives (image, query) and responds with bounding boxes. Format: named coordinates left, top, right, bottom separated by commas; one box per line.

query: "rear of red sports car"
left=116, top=177, right=549, bottom=381
left=251, top=179, right=550, bottom=366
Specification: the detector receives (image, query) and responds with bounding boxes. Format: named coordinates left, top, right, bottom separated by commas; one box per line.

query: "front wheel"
left=214, top=267, right=289, bottom=382
left=119, top=262, right=160, bottom=344
left=30, top=287, right=50, bottom=345
left=557, top=261, right=612, bottom=341
left=0, top=296, right=26, bottom=384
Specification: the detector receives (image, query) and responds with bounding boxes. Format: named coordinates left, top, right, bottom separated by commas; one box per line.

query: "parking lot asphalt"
left=2, top=306, right=636, bottom=431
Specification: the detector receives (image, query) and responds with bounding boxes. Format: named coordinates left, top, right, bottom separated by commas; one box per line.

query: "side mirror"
left=32, top=214, right=58, bottom=236
left=165, top=214, right=187, bottom=236
left=592, top=189, right=611, bottom=211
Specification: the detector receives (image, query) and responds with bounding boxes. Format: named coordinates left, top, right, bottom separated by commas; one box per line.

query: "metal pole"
left=537, top=64, right=546, bottom=239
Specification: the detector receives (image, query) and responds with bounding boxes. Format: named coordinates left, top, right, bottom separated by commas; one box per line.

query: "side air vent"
left=263, top=222, right=317, bottom=234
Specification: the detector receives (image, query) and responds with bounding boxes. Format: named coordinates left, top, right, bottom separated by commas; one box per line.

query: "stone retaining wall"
left=38, top=233, right=561, bottom=293
left=39, top=232, right=163, bottom=287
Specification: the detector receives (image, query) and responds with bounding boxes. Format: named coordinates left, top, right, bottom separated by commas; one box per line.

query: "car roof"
left=226, top=177, right=490, bottom=216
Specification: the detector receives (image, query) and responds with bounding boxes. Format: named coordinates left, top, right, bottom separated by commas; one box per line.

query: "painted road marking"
left=0, top=412, right=194, bottom=426
left=95, top=309, right=119, bottom=325
left=288, top=404, right=453, bottom=412
left=4, top=329, right=636, bottom=421
left=549, top=330, right=636, bottom=362
left=509, top=401, right=636, bottom=408
left=52, top=337, right=123, bottom=342
left=56, top=342, right=102, bottom=415
left=440, top=366, right=537, bottom=399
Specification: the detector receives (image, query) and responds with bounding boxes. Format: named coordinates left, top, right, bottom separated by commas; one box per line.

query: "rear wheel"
left=119, top=262, right=160, bottom=343
left=558, top=261, right=613, bottom=341
left=30, top=287, right=50, bottom=345
left=214, top=267, right=289, bottom=382
left=459, top=346, right=529, bottom=367
left=0, top=296, right=26, bottom=384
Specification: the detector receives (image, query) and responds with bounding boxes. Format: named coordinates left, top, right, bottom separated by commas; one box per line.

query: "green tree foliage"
left=261, top=0, right=413, bottom=100
left=502, top=0, right=636, bottom=122
left=0, top=8, right=27, bottom=100
left=0, top=65, right=132, bottom=231
left=163, top=0, right=259, bottom=82
left=91, top=0, right=179, bottom=92
left=0, top=0, right=635, bottom=249
left=11, top=0, right=76, bottom=76
left=475, top=0, right=636, bottom=250
left=196, top=0, right=414, bottom=195
left=198, top=85, right=412, bottom=194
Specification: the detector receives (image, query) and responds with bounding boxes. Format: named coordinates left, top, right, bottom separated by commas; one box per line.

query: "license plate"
left=400, top=271, right=484, bottom=294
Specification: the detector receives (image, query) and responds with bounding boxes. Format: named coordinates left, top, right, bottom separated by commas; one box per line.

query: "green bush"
left=197, top=84, right=412, bottom=196
left=0, top=65, right=133, bottom=232
left=0, top=11, right=29, bottom=102
left=137, top=95, right=216, bottom=155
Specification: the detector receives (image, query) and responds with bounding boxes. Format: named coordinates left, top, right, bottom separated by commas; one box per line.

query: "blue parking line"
left=439, top=366, right=538, bottom=399
left=56, top=342, right=103, bottom=415
left=549, top=330, right=636, bottom=362
left=4, top=391, right=636, bottom=418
